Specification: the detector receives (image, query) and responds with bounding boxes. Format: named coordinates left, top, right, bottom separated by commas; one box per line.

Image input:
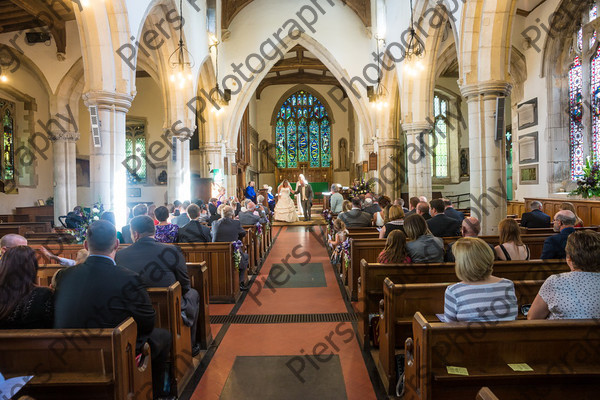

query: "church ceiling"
left=0, top=0, right=75, bottom=54
left=222, top=0, right=371, bottom=30
left=255, top=45, right=345, bottom=99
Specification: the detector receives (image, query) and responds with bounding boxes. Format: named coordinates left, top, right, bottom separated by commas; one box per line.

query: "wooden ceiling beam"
left=256, top=72, right=345, bottom=99
left=8, top=0, right=67, bottom=54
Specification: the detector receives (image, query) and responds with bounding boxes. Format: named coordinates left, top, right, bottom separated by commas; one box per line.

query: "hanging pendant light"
left=168, top=0, right=195, bottom=89
left=369, top=35, right=389, bottom=110
left=403, top=0, right=426, bottom=76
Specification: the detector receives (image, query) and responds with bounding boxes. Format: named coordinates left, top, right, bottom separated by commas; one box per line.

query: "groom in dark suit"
left=295, top=178, right=314, bottom=221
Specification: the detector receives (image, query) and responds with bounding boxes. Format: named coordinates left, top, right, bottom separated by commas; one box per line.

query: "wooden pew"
left=358, top=259, right=568, bottom=349
left=14, top=205, right=54, bottom=222
left=187, top=262, right=213, bottom=349
left=521, top=226, right=600, bottom=235
left=477, top=387, right=499, bottom=400
left=402, top=312, right=600, bottom=400
left=379, top=278, right=546, bottom=394
left=0, top=221, right=52, bottom=236
left=37, top=264, right=63, bottom=287
left=347, top=227, right=379, bottom=233
left=0, top=317, right=153, bottom=400
left=25, top=232, right=77, bottom=245
left=0, top=213, right=30, bottom=223
left=147, top=282, right=193, bottom=397
left=242, top=225, right=257, bottom=274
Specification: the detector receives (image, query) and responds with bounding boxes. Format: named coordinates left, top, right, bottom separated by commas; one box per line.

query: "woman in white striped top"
left=444, top=237, right=518, bottom=322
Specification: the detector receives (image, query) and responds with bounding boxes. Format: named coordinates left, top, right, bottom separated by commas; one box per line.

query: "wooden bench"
left=379, top=278, right=546, bottom=394
left=357, top=259, right=568, bottom=351
left=242, top=225, right=257, bottom=274
left=477, top=387, right=499, bottom=400
left=520, top=226, right=600, bottom=235
left=147, top=282, right=193, bottom=397
left=25, top=232, right=77, bottom=245
left=0, top=222, right=52, bottom=236
left=0, top=213, right=30, bottom=223
left=0, top=317, right=153, bottom=399
left=187, top=262, right=212, bottom=349
left=402, top=312, right=600, bottom=400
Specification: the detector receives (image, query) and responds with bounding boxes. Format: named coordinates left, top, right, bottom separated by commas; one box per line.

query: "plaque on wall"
left=519, top=165, right=538, bottom=185
left=369, top=152, right=377, bottom=171
left=127, top=188, right=141, bottom=197
left=224, top=157, right=229, bottom=175
left=517, top=98, right=538, bottom=130
left=362, top=161, right=368, bottom=173
left=460, top=148, right=469, bottom=178
left=76, top=158, right=90, bottom=187
left=518, top=132, right=538, bottom=164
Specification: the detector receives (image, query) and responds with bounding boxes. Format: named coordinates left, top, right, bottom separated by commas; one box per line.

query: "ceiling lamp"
left=168, top=0, right=194, bottom=89
left=404, top=0, right=425, bottom=62
left=208, top=34, right=230, bottom=113
left=369, top=35, right=389, bottom=110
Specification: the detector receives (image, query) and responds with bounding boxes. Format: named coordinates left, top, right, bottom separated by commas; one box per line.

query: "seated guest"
left=65, top=206, right=86, bottom=229
left=329, top=219, right=348, bottom=264
left=116, top=216, right=201, bottom=355
left=100, top=211, right=123, bottom=243
left=330, top=184, right=344, bottom=214
left=379, top=205, right=405, bottom=239
left=540, top=210, right=576, bottom=259
left=560, top=202, right=584, bottom=227
left=121, top=203, right=148, bottom=244
left=177, top=204, right=211, bottom=243
left=217, top=186, right=227, bottom=206
left=405, top=197, right=420, bottom=217
left=393, top=198, right=409, bottom=214
left=442, top=198, right=465, bottom=222
left=520, top=201, right=551, bottom=228
left=373, top=195, right=391, bottom=228
left=266, top=186, right=276, bottom=212
left=363, top=195, right=382, bottom=215
left=172, top=200, right=191, bottom=227
left=495, top=218, right=530, bottom=261
left=528, top=230, right=600, bottom=320
left=147, top=204, right=159, bottom=225
left=208, top=198, right=220, bottom=226
left=445, top=217, right=484, bottom=262
left=338, top=197, right=373, bottom=227
left=427, top=199, right=461, bottom=237
left=0, top=246, right=53, bottom=329
left=377, top=231, right=411, bottom=264
left=155, top=205, right=179, bottom=243
left=416, top=201, right=432, bottom=220
left=444, top=237, right=518, bottom=322
left=245, top=181, right=257, bottom=203
left=238, top=201, right=266, bottom=225
left=404, top=214, right=444, bottom=263
left=212, top=206, right=249, bottom=290
left=0, top=233, right=27, bottom=255
left=341, top=200, right=352, bottom=213
left=197, top=203, right=210, bottom=223
left=53, top=221, right=172, bottom=397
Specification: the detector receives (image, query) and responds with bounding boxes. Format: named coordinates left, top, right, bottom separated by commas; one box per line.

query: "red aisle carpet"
left=190, top=226, right=378, bottom=400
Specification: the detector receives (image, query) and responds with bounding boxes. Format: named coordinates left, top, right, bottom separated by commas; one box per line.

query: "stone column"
left=378, top=138, right=402, bottom=198
left=226, top=147, right=237, bottom=198
left=165, top=128, right=192, bottom=203
left=460, top=81, right=511, bottom=235
left=51, top=131, right=79, bottom=225
left=82, top=91, right=133, bottom=228
left=401, top=121, right=433, bottom=200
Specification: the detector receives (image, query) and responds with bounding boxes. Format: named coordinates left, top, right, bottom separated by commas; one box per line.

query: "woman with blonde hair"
left=444, top=237, right=518, bottom=322
left=495, top=218, right=529, bottom=260
left=329, top=219, right=349, bottom=264
left=377, top=231, right=411, bottom=264
left=379, top=205, right=405, bottom=239
left=404, top=214, right=444, bottom=263
left=560, top=202, right=584, bottom=227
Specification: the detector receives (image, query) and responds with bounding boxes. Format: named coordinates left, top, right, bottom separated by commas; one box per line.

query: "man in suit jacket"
left=116, top=215, right=201, bottom=355
left=238, top=201, right=267, bottom=226
left=404, top=197, right=420, bottom=217
left=53, top=221, right=171, bottom=398
left=295, top=177, right=314, bottom=221
left=120, top=203, right=147, bottom=244
left=177, top=204, right=211, bottom=243
left=443, top=198, right=465, bottom=222
left=208, top=198, right=220, bottom=226
left=172, top=200, right=191, bottom=227
left=427, top=199, right=461, bottom=237
left=416, top=201, right=432, bottom=220
left=521, top=201, right=551, bottom=228
left=338, top=197, right=372, bottom=227
left=541, top=210, right=577, bottom=259
left=212, top=206, right=249, bottom=289
left=363, top=196, right=382, bottom=215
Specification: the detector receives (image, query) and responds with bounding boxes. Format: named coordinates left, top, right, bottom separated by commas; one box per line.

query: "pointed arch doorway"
left=273, top=89, right=333, bottom=186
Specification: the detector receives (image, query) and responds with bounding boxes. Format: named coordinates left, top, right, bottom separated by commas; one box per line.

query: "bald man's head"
left=553, top=210, right=576, bottom=232
left=461, top=217, right=481, bottom=237
left=0, top=234, right=28, bottom=255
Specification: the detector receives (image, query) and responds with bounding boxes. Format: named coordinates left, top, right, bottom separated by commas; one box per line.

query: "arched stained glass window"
left=275, top=90, right=331, bottom=169
left=125, top=118, right=147, bottom=184
left=0, top=98, right=15, bottom=183
left=431, top=94, right=449, bottom=178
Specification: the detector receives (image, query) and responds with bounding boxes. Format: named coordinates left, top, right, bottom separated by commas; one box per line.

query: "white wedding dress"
left=274, top=187, right=299, bottom=222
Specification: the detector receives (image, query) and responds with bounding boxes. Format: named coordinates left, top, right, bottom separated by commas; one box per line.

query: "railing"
left=445, top=193, right=471, bottom=209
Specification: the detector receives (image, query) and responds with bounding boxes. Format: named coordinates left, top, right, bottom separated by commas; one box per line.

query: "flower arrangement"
left=350, top=177, right=374, bottom=198
left=71, top=202, right=104, bottom=243
left=342, top=239, right=350, bottom=270
left=570, top=157, right=600, bottom=198
left=232, top=240, right=244, bottom=271
left=322, top=209, right=334, bottom=236
left=255, top=222, right=263, bottom=244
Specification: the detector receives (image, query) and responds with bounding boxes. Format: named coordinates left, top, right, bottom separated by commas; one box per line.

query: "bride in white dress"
left=274, top=179, right=299, bottom=222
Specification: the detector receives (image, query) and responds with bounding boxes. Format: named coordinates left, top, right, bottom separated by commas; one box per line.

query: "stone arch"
left=225, top=32, right=375, bottom=152
left=269, top=84, right=337, bottom=126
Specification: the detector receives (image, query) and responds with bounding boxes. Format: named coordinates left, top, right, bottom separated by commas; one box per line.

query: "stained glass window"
left=125, top=119, right=147, bottom=184
left=431, top=95, right=449, bottom=178
left=0, top=99, right=15, bottom=183
left=275, top=90, right=331, bottom=169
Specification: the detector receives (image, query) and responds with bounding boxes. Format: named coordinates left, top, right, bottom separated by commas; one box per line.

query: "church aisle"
left=187, top=226, right=380, bottom=400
